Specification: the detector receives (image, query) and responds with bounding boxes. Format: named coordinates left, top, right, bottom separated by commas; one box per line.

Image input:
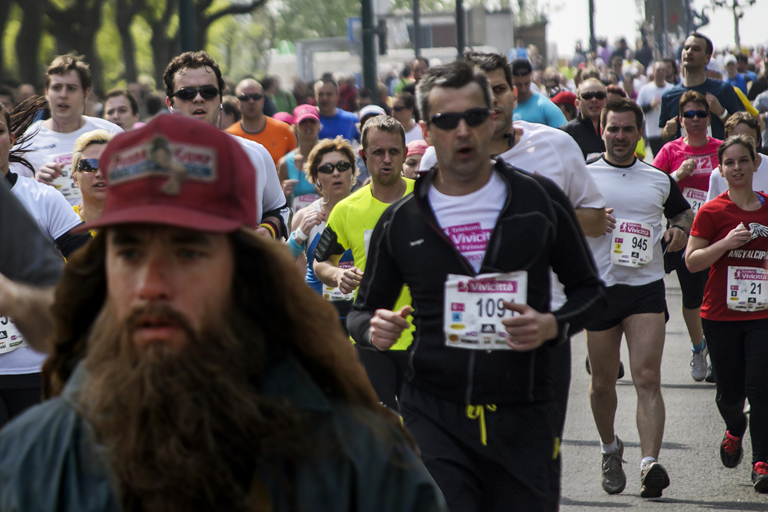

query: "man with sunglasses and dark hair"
left=347, top=60, right=605, bottom=512
left=163, top=52, right=288, bottom=239
left=417, top=50, right=608, bottom=445
left=560, top=78, right=609, bottom=159
left=313, top=116, right=415, bottom=414
left=659, top=32, right=744, bottom=142
left=226, top=78, right=296, bottom=166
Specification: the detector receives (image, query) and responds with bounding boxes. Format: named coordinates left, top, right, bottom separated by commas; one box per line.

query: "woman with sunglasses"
left=652, top=90, right=722, bottom=382
left=71, top=129, right=113, bottom=226
left=287, top=136, right=357, bottom=325
left=278, top=105, right=323, bottom=212
left=685, top=135, right=768, bottom=493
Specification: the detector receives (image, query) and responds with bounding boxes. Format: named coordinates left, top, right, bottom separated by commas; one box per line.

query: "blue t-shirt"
left=319, top=109, right=359, bottom=142
left=726, top=73, right=749, bottom=95
left=659, top=78, right=745, bottom=140
left=513, top=92, right=567, bottom=128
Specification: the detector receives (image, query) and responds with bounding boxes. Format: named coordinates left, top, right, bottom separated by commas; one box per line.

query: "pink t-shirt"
left=652, top=137, right=722, bottom=193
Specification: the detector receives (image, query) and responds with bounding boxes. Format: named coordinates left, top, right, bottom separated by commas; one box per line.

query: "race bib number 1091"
left=443, top=271, right=527, bottom=350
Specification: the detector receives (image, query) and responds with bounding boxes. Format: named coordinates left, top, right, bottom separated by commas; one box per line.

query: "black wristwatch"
left=671, top=224, right=689, bottom=236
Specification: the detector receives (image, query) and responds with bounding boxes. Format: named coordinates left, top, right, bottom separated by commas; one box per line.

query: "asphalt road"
left=560, top=273, right=768, bottom=511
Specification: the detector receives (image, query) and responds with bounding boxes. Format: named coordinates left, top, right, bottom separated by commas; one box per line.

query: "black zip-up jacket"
left=559, top=114, right=605, bottom=159
left=348, top=159, right=606, bottom=405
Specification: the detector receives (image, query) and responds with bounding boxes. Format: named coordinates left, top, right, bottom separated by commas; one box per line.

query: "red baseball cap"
left=75, top=114, right=257, bottom=234
left=551, top=91, right=578, bottom=108
left=293, top=104, right=320, bottom=124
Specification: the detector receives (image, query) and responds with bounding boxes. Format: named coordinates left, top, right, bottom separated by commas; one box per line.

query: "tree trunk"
left=16, top=0, right=45, bottom=88
left=0, top=0, right=14, bottom=77
left=116, top=0, right=146, bottom=84
left=45, top=0, right=106, bottom=93
left=142, top=0, right=179, bottom=91
left=732, top=5, right=741, bottom=49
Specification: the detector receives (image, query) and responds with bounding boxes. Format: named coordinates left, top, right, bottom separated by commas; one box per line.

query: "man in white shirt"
left=19, top=54, right=122, bottom=205
left=392, top=92, right=424, bottom=144
left=585, top=98, right=693, bottom=499
left=636, top=62, right=673, bottom=157
left=162, top=51, right=289, bottom=239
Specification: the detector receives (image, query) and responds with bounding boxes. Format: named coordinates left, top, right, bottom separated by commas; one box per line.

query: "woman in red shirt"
left=685, top=135, right=768, bottom=493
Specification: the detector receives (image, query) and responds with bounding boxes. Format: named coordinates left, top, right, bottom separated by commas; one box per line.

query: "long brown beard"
left=78, top=302, right=301, bottom=512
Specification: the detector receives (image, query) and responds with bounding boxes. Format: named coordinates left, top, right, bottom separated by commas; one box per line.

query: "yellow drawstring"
left=466, top=404, right=497, bottom=446
left=552, top=436, right=561, bottom=460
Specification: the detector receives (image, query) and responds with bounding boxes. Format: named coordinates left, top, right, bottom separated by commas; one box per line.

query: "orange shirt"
left=226, top=118, right=297, bottom=166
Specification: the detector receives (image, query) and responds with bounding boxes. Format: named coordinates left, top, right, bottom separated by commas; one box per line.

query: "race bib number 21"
left=443, top=271, right=527, bottom=350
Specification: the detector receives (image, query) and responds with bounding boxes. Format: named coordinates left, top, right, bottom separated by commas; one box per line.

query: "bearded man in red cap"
left=0, top=114, right=445, bottom=512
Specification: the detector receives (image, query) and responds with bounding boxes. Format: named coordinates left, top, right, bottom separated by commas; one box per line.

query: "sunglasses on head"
left=77, top=158, right=100, bottom=173
left=237, top=92, right=264, bottom=102
left=429, top=108, right=491, bottom=130
left=580, top=91, right=607, bottom=101
left=682, top=109, right=708, bottom=119
left=172, top=85, right=220, bottom=101
left=318, top=161, right=352, bottom=174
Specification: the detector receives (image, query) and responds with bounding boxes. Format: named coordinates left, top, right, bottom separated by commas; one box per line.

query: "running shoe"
left=720, top=430, right=743, bottom=468
left=640, top=461, right=670, bottom=498
left=586, top=357, right=625, bottom=379
left=705, top=363, right=715, bottom=383
left=690, top=346, right=708, bottom=382
left=601, top=436, right=626, bottom=494
left=753, top=461, right=768, bottom=493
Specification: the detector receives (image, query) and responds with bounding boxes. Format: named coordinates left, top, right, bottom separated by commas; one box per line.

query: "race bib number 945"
left=611, top=219, right=653, bottom=267
left=727, top=266, right=768, bottom=312
left=443, top=271, right=527, bottom=350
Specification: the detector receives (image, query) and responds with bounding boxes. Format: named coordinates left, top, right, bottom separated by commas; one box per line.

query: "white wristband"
left=294, top=229, right=309, bottom=243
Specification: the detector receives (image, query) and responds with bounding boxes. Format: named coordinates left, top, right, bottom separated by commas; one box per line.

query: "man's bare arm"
left=575, top=207, right=608, bottom=238
left=313, top=258, right=343, bottom=288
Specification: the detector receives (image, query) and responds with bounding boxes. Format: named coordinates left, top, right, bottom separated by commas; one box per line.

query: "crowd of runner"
left=0, top=27, right=767, bottom=511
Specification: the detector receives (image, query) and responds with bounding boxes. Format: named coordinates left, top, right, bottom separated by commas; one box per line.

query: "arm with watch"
left=664, top=209, right=694, bottom=253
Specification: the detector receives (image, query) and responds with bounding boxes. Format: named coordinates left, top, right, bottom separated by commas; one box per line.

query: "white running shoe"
left=690, top=346, right=708, bottom=382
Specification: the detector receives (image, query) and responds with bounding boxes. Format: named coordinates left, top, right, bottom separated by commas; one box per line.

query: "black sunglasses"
left=77, top=158, right=100, bottom=173
left=429, top=108, right=491, bottom=130
left=172, top=85, right=220, bottom=101
left=318, top=161, right=352, bottom=174
left=682, top=109, right=708, bottom=119
left=392, top=105, right=408, bottom=112
left=580, top=91, right=607, bottom=101
left=237, top=92, right=264, bottom=102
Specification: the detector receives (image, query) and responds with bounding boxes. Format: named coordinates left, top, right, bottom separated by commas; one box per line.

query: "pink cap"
left=406, top=140, right=429, bottom=157
left=293, top=104, right=320, bottom=124
left=273, top=112, right=295, bottom=125
left=75, top=114, right=257, bottom=234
